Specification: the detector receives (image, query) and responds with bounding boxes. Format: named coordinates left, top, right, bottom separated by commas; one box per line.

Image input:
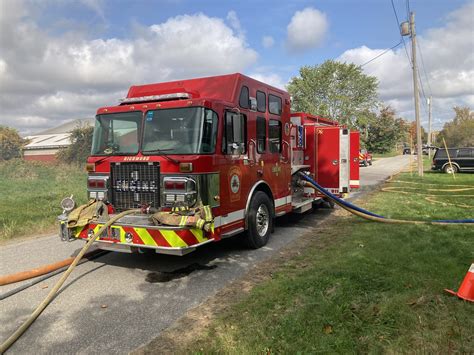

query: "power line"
left=359, top=41, right=402, bottom=67
left=416, top=41, right=433, bottom=96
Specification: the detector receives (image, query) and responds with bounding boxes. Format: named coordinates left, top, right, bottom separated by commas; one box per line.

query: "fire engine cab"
left=59, top=73, right=360, bottom=255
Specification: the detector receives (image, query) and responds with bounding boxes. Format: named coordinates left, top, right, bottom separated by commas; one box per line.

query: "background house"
left=24, top=118, right=94, bottom=162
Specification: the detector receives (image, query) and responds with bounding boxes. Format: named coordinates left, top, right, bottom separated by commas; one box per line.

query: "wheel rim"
left=446, top=166, right=454, bottom=173
left=256, top=204, right=269, bottom=237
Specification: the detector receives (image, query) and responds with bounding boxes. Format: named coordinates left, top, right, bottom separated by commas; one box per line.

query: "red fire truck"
left=59, top=73, right=360, bottom=255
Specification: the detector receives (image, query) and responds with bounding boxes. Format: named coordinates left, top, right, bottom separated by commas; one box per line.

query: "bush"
left=56, top=125, right=94, bottom=164
left=0, top=126, right=27, bottom=161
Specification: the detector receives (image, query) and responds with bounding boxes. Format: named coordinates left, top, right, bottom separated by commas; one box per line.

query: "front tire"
left=244, top=191, right=273, bottom=249
left=443, top=164, right=458, bottom=174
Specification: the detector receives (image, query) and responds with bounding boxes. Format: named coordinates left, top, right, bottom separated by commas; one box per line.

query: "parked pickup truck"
left=359, top=149, right=373, bottom=167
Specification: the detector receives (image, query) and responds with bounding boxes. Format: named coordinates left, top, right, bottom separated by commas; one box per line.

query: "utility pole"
left=427, top=95, right=432, bottom=159
left=410, top=12, right=423, bottom=176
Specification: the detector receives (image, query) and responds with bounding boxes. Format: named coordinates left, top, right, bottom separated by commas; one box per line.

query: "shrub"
left=0, top=126, right=27, bottom=161
left=56, top=125, right=94, bottom=164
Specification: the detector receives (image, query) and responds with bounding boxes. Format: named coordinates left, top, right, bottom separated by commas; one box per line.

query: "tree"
left=56, top=124, right=94, bottom=164
left=0, top=126, right=27, bottom=161
left=366, top=106, right=409, bottom=153
left=287, top=60, right=379, bottom=128
left=436, top=106, right=474, bottom=147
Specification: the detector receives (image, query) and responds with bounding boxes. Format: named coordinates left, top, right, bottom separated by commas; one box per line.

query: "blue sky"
left=1, top=0, right=473, bottom=134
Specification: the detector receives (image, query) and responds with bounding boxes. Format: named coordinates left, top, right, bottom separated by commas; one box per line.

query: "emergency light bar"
left=120, top=92, right=191, bottom=104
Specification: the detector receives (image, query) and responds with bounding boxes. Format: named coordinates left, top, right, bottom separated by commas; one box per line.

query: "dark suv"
left=432, top=147, right=474, bottom=173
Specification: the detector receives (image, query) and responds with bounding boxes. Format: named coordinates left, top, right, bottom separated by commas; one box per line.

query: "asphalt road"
left=0, top=155, right=410, bottom=354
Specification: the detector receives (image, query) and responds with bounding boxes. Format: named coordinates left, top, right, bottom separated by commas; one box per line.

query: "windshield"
left=142, top=107, right=218, bottom=154
left=91, top=112, right=141, bottom=155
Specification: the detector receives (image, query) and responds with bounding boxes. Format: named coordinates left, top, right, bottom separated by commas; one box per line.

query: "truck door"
left=315, top=127, right=350, bottom=194
left=350, top=131, right=360, bottom=188
left=315, top=126, right=340, bottom=194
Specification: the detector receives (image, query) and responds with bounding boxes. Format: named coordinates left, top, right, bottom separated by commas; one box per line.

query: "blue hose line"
left=298, top=173, right=385, bottom=218
left=298, top=172, right=474, bottom=224
left=432, top=219, right=474, bottom=223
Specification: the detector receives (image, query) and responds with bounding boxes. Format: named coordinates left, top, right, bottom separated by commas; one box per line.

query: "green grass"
left=0, top=159, right=87, bottom=241
left=372, top=150, right=401, bottom=158
left=184, top=170, right=474, bottom=353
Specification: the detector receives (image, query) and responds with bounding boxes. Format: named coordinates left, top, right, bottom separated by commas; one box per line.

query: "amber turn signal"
left=179, top=163, right=193, bottom=173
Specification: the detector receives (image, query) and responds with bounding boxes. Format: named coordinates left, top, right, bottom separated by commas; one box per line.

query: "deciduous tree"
left=287, top=60, right=379, bottom=128
left=56, top=125, right=93, bottom=165
left=436, top=106, right=474, bottom=147
left=366, top=106, right=409, bottom=153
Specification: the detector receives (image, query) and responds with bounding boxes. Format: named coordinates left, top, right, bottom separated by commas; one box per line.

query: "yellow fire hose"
left=381, top=185, right=474, bottom=209
left=0, top=209, right=141, bottom=353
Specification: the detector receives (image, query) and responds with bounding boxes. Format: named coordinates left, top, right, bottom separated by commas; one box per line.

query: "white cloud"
left=79, top=0, right=106, bottom=20
left=286, top=7, right=328, bottom=52
left=338, top=1, right=474, bottom=130
left=0, top=3, right=258, bottom=134
left=262, top=36, right=275, bottom=49
left=248, top=73, right=286, bottom=90
left=226, top=10, right=242, bottom=36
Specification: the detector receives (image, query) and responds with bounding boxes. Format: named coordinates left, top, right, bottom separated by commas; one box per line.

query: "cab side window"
left=223, top=111, right=247, bottom=155
left=256, top=91, right=266, bottom=113
left=268, top=119, right=282, bottom=153
left=256, top=116, right=266, bottom=153
left=239, top=86, right=249, bottom=109
left=269, top=94, right=282, bottom=115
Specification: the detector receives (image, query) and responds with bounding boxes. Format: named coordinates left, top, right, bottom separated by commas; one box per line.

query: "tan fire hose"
left=0, top=209, right=141, bottom=353
left=0, top=249, right=104, bottom=286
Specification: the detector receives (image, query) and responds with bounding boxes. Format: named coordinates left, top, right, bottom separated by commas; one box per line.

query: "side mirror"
left=249, top=97, right=257, bottom=111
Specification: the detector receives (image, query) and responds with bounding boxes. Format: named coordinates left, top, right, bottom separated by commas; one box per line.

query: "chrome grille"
left=110, top=162, right=160, bottom=211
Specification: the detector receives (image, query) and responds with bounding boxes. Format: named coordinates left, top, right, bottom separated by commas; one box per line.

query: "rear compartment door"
left=315, top=126, right=340, bottom=194
left=350, top=131, right=360, bottom=188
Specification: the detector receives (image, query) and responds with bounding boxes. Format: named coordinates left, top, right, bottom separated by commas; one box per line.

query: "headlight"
left=163, top=177, right=197, bottom=207
left=61, top=195, right=75, bottom=212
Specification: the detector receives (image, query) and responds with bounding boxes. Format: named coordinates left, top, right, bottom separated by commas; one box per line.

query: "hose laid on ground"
left=0, top=250, right=109, bottom=301
left=0, top=249, right=105, bottom=286
left=0, top=209, right=141, bottom=353
left=298, top=172, right=474, bottom=225
left=381, top=186, right=474, bottom=209
left=381, top=181, right=474, bottom=209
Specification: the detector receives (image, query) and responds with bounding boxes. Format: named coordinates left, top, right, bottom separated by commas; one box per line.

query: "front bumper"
left=60, top=214, right=215, bottom=256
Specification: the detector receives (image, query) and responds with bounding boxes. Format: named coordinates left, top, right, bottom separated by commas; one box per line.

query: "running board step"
left=291, top=200, right=313, bottom=214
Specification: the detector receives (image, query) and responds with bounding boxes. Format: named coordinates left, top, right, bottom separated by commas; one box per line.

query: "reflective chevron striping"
left=160, top=230, right=188, bottom=248
left=139, top=228, right=158, bottom=246
left=147, top=229, right=172, bottom=247
left=75, top=223, right=212, bottom=248
left=190, top=228, right=206, bottom=243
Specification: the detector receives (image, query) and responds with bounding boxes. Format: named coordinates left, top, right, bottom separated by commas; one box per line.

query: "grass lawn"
left=0, top=159, right=87, bottom=241
left=178, top=170, right=474, bottom=353
left=372, top=150, right=401, bottom=158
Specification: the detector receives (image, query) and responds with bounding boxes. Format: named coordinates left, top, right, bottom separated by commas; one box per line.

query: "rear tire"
left=443, top=164, right=458, bottom=174
left=244, top=191, right=273, bottom=249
